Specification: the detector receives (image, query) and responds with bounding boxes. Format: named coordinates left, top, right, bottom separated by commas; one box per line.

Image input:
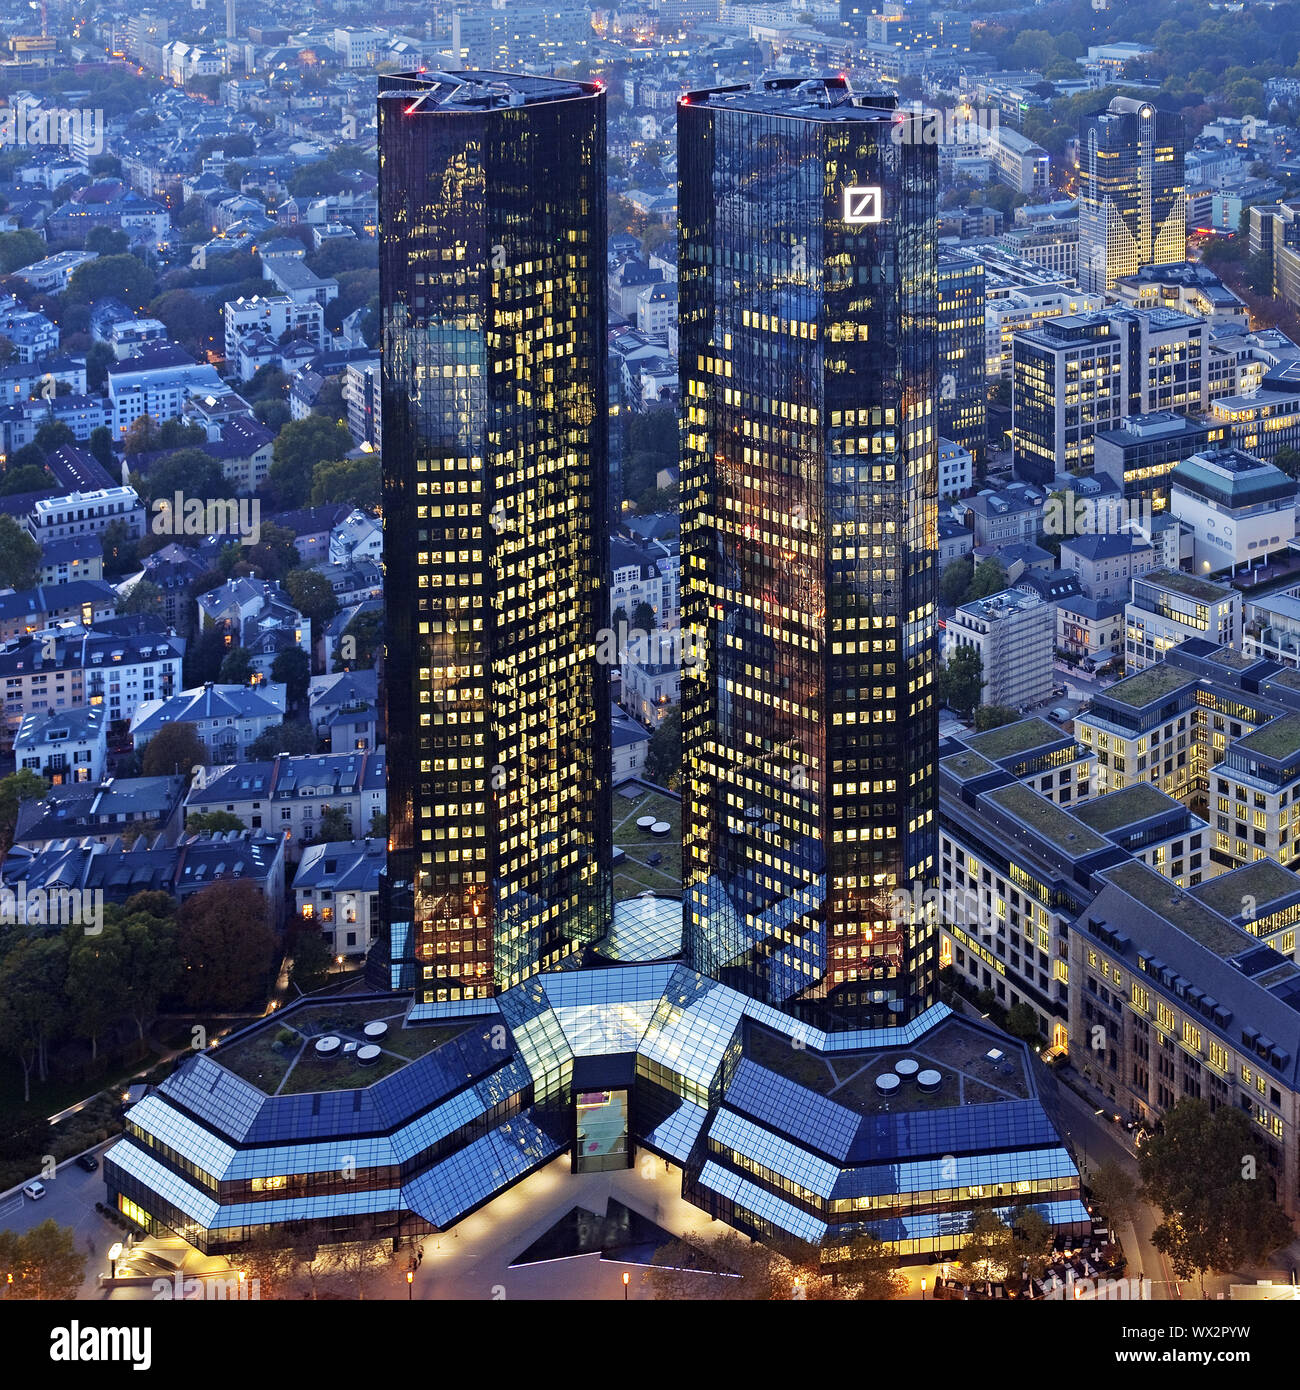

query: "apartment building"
left=945, top=588, right=1055, bottom=709
left=1126, top=570, right=1241, bottom=672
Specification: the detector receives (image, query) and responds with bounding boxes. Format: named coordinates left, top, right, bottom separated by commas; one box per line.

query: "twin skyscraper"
left=379, top=70, right=941, bottom=1032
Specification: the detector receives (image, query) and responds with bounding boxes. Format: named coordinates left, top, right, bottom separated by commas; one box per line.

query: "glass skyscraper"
left=378, top=71, right=612, bottom=1004
left=678, top=75, right=941, bottom=1030
left=1078, top=97, right=1187, bottom=294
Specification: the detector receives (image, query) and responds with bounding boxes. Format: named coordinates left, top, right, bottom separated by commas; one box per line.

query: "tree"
left=291, top=927, right=334, bottom=992
left=248, top=721, right=318, bottom=759
left=100, top=519, right=140, bottom=577
left=0, top=463, right=52, bottom=496
left=1088, top=1158, right=1139, bottom=1230
left=1003, top=1001, right=1041, bottom=1042
left=0, top=514, right=41, bottom=590
left=1009, top=1207, right=1055, bottom=1283
left=0, top=768, right=48, bottom=851
left=284, top=567, right=339, bottom=633
left=828, top=1234, right=908, bottom=1299
left=85, top=225, right=129, bottom=257
left=968, top=556, right=1008, bottom=600
left=218, top=647, right=254, bottom=685
left=150, top=287, right=222, bottom=357
left=325, top=1237, right=390, bottom=1300
left=238, top=526, right=299, bottom=583
left=1138, top=1099, right=1291, bottom=1298
left=1274, top=446, right=1300, bottom=480
left=118, top=905, right=180, bottom=1042
left=974, top=704, right=1020, bottom=732
left=632, top=600, right=657, bottom=633
left=65, top=925, right=128, bottom=1063
left=331, top=609, right=382, bottom=672
left=267, top=417, right=353, bottom=508
left=141, top=722, right=206, bottom=778
left=120, top=578, right=165, bottom=619
left=186, top=810, right=246, bottom=834
left=66, top=252, right=157, bottom=308
left=368, top=811, right=387, bottom=839
left=939, top=555, right=974, bottom=607
left=938, top=646, right=984, bottom=717
left=958, top=1209, right=1014, bottom=1284
left=0, top=1220, right=86, bottom=1299
left=314, top=805, right=353, bottom=842
left=271, top=647, right=311, bottom=707
left=33, top=419, right=74, bottom=454
left=645, top=707, right=681, bottom=788
left=177, top=880, right=278, bottom=1012
left=311, top=456, right=381, bottom=509
left=0, top=229, right=46, bottom=274
left=133, top=446, right=230, bottom=506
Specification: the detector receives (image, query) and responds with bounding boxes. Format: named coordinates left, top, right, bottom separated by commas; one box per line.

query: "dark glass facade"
left=1078, top=98, right=1187, bottom=294
left=678, top=76, right=941, bottom=1031
left=936, top=249, right=987, bottom=468
left=379, top=71, right=612, bottom=1003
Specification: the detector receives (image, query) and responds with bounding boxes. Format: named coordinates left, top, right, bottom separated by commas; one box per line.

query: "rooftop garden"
left=965, top=717, right=1063, bottom=763
left=940, top=750, right=996, bottom=783
left=613, top=786, right=682, bottom=900
left=1146, top=570, right=1229, bottom=602
left=1234, top=713, right=1300, bottom=762
left=743, top=1016, right=1031, bottom=1116
left=984, top=782, right=1108, bottom=853
left=1105, top=664, right=1195, bottom=709
left=1104, top=861, right=1248, bottom=958
left=1071, top=783, right=1174, bottom=834
left=215, top=1000, right=471, bottom=1095
left=1191, top=859, right=1300, bottom=919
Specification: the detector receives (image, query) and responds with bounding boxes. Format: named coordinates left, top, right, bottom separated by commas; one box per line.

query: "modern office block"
left=678, top=74, right=940, bottom=1029
left=937, top=249, right=988, bottom=467
left=1078, top=97, right=1187, bottom=294
left=378, top=70, right=612, bottom=1002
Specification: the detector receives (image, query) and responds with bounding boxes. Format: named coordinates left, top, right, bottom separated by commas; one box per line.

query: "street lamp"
left=622, top=1271, right=630, bottom=1301
left=107, top=1242, right=123, bottom=1278
left=407, top=1271, right=414, bottom=1301
left=920, top=1276, right=926, bottom=1301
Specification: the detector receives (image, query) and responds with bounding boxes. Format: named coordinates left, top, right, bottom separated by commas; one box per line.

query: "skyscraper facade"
left=378, top=71, right=612, bottom=1004
left=678, top=75, right=941, bottom=1030
left=937, top=247, right=988, bottom=469
left=1078, top=97, right=1187, bottom=294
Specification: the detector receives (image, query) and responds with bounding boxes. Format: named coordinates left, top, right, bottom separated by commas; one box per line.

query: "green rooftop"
left=1104, top=664, right=1197, bottom=709
left=1191, top=859, right=1300, bottom=919
left=1104, top=860, right=1249, bottom=957
left=941, top=749, right=996, bottom=782
left=1204, top=646, right=1254, bottom=671
left=1072, top=783, right=1176, bottom=834
left=983, top=781, right=1108, bottom=853
left=965, top=716, right=1066, bottom=763
left=1234, top=713, right=1300, bottom=762
left=1143, top=569, right=1231, bottom=602
left=1265, top=668, right=1300, bottom=693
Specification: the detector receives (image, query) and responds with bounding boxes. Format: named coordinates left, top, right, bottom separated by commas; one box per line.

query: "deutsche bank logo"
left=844, top=186, right=883, bottom=224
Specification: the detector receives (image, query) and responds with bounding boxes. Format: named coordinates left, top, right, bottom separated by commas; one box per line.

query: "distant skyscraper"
left=678, top=75, right=940, bottom=1030
left=378, top=71, right=612, bottom=1004
left=1078, top=97, right=1186, bottom=294
left=937, top=248, right=987, bottom=468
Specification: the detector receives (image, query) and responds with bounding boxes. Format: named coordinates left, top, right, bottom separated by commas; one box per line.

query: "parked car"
left=22, top=1181, right=45, bottom=1199
left=74, top=1153, right=99, bottom=1173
